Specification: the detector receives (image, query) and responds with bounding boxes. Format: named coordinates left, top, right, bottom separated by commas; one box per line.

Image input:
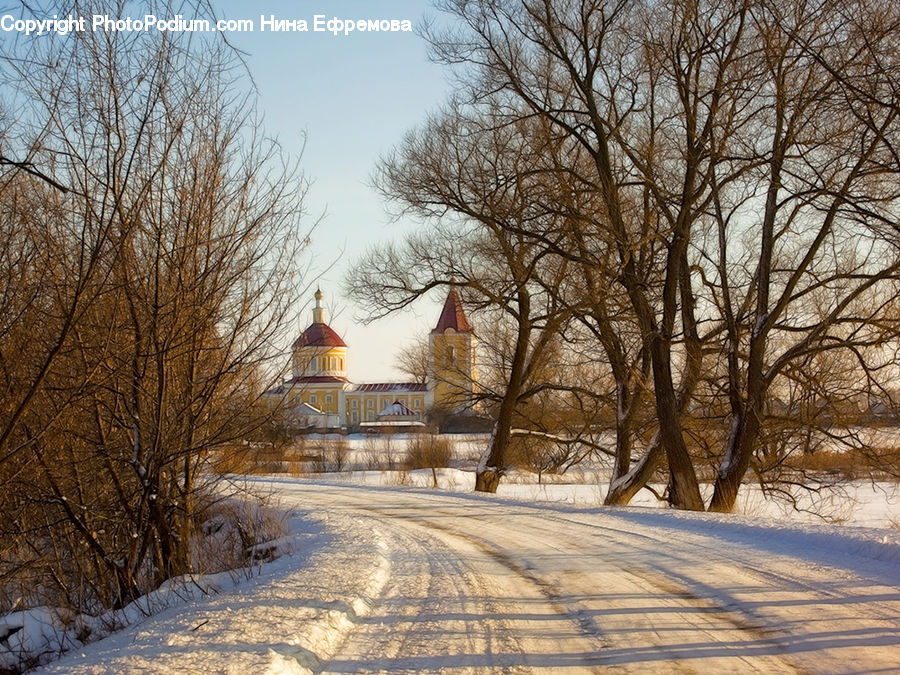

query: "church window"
left=413, top=398, right=421, bottom=408
left=309, top=394, right=317, bottom=404
left=445, top=344, right=456, bottom=367
left=366, top=398, right=374, bottom=408
left=325, top=394, right=333, bottom=404
left=351, top=399, right=358, bottom=408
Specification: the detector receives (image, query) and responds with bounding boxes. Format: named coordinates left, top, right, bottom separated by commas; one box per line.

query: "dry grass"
left=391, top=470, right=413, bottom=487
left=209, top=443, right=289, bottom=475
left=783, top=445, right=900, bottom=481
left=210, top=436, right=355, bottom=475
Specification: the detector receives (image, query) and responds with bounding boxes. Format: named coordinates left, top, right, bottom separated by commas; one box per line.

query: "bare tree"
left=425, top=0, right=753, bottom=509
left=706, top=0, right=900, bottom=510
left=0, top=0, right=308, bottom=613
left=349, top=109, right=572, bottom=492
left=395, top=333, right=431, bottom=383
left=420, top=0, right=900, bottom=513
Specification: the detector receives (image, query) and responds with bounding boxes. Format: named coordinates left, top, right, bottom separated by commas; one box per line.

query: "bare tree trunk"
left=711, top=408, right=758, bottom=511
left=631, top=238, right=704, bottom=511
left=605, top=432, right=665, bottom=505
left=607, top=252, right=704, bottom=507
left=475, top=290, right=532, bottom=493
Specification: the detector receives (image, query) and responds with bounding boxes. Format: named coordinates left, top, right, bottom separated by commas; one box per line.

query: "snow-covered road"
left=45, top=479, right=900, bottom=673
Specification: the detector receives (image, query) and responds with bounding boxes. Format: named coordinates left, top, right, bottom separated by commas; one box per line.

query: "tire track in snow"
left=487, top=506, right=900, bottom=630
left=415, top=496, right=895, bottom=673
left=325, top=506, right=605, bottom=673
left=415, top=495, right=897, bottom=628
left=387, top=510, right=609, bottom=648
left=316, top=492, right=798, bottom=672
left=419, top=506, right=802, bottom=673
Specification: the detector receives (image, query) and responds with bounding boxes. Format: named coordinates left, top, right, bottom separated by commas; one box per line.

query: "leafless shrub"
left=406, top=434, right=455, bottom=487
left=506, top=434, right=552, bottom=477
left=192, top=495, right=289, bottom=576
left=406, top=434, right=455, bottom=469
left=326, top=438, right=351, bottom=472
left=312, top=437, right=351, bottom=473
left=506, top=432, right=594, bottom=483
left=363, top=431, right=398, bottom=470
left=391, top=470, right=413, bottom=487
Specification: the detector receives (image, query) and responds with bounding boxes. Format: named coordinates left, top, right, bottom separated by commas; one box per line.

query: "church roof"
left=285, top=375, right=350, bottom=385
left=291, top=288, right=347, bottom=349
left=353, top=382, right=427, bottom=392
left=295, top=402, right=324, bottom=415
left=432, top=287, right=471, bottom=334
left=292, top=322, right=347, bottom=349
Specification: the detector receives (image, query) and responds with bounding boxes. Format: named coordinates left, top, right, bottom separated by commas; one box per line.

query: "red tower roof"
left=292, top=322, right=347, bottom=349
left=432, top=287, right=471, bottom=334
left=292, top=288, right=347, bottom=348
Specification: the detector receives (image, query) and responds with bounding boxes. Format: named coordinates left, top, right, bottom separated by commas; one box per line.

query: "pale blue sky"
left=217, top=1, right=453, bottom=381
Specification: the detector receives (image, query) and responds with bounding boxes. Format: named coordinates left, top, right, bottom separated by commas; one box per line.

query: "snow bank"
left=38, top=509, right=389, bottom=674
left=4, top=533, right=299, bottom=673
left=291, top=464, right=900, bottom=528
left=1, top=570, right=267, bottom=672
left=279, top=432, right=900, bottom=527
left=0, top=607, right=78, bottom=672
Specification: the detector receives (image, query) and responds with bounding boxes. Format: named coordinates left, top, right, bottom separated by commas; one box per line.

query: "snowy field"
left=10, top=433, right=899, bottom=673
left=269, top=432, right=900, bottom=528
left=311, top=468, right=900, bottom=530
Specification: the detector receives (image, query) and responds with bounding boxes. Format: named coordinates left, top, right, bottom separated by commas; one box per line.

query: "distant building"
left=266, top=287, right=476, bottom=430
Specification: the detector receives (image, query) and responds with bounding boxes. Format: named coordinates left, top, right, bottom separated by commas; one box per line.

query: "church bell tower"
left=429, top=286, right=476, bottom=412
